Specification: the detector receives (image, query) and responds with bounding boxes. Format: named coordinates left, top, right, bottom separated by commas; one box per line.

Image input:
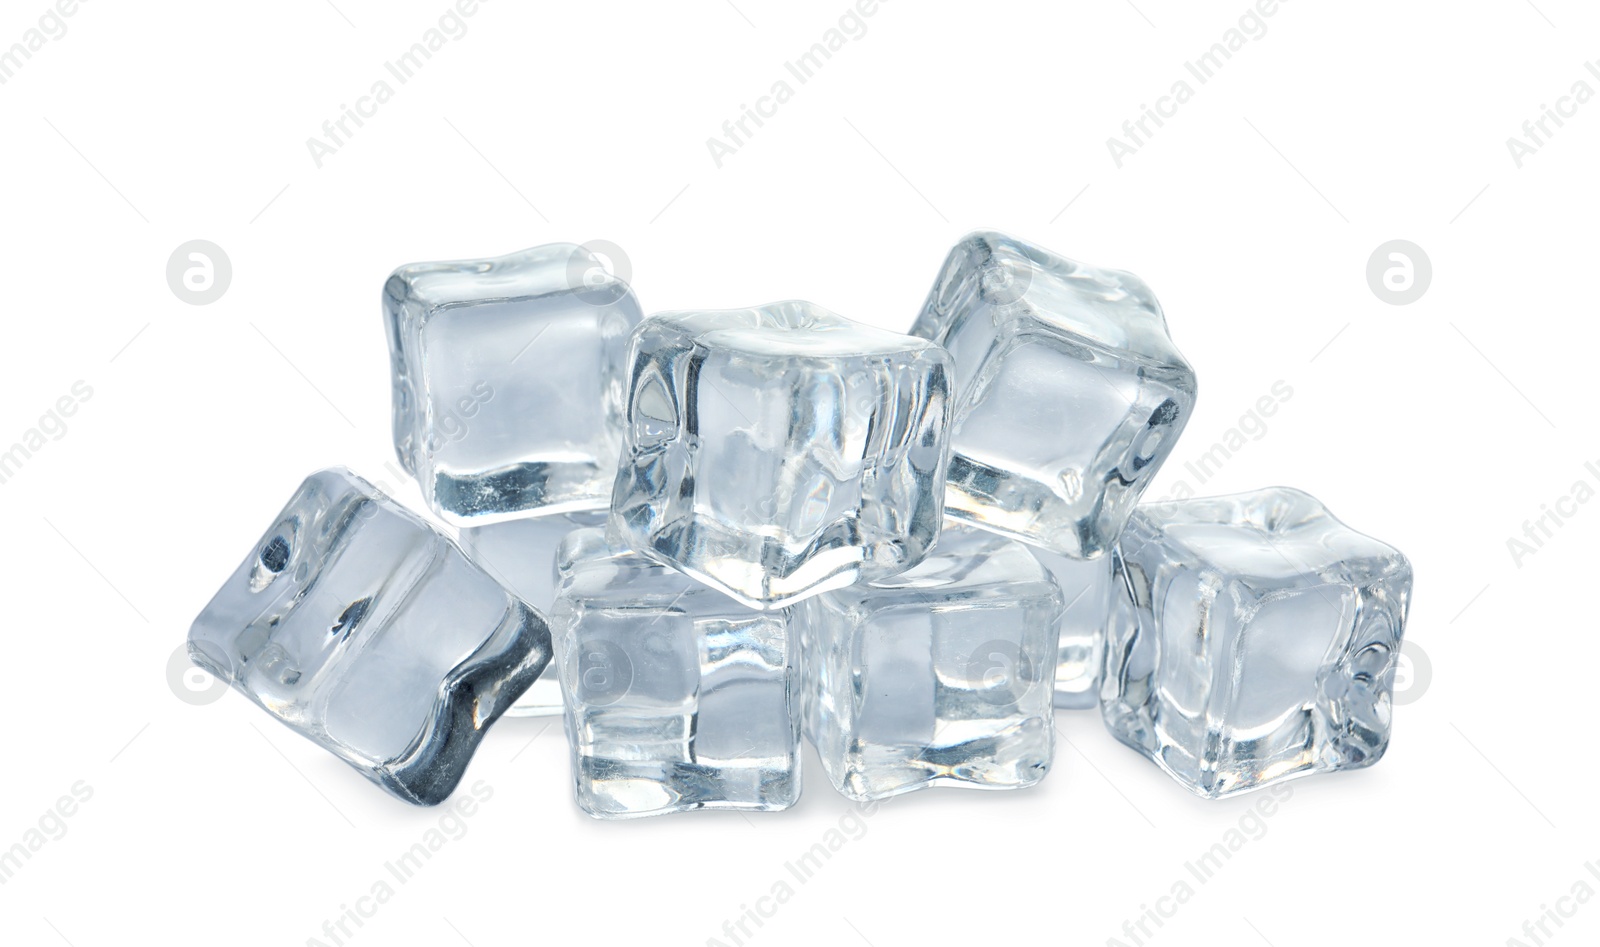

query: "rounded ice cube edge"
left=606, top=517, right=871, bottom=612
left=1098, top=717, right=1400, bottom=802
left=818, top=755, right=1053, bottom=804
left=572, top=784, right=804, bottom=821
left=372, top=600, right=550, bottom=806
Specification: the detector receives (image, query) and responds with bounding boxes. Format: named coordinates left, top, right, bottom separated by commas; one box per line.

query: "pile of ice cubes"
left=187, top=232, right=1413, bottom=817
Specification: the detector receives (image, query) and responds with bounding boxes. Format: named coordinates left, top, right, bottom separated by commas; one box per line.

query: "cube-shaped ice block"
left=802, top=522, right=1064, bottom=801
left=1029, top=547, right=1114, bottom=709
left=910, top=231, right=1197, bottom=559
left=384, top=243, right=644, bottom=526
left=458, top=510, right=606, bottom=716
left=610, top=301, right=952, bottom=610
left=188, top=468, right=550, bottom=805
left=1102, top=488, right=1413, bottom=798
left=553, top=528, right=800, bottom=818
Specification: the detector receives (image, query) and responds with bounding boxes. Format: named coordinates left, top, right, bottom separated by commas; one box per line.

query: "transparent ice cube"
left=801, top=522, right=1064, bottom=801
left=384, top=243, right=644, bottom=526
left=909, top=231, right=1197, bottom=559
left=610, top=300, right=952, bottom=609
left=553, top=528, right=800, bottom=818
left=188, top=468, right=550, bottom=805
left=1028, top=546, right=1113, bottom=709
left=458, top=510, right=607, bottom=716
left=1102, top=487, right=1413, bottom=798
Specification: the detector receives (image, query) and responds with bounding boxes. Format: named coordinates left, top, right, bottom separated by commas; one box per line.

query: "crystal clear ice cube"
left=1029, top=546, right=1113, bottom=709
left=610, top=300, right=952, bottom=609
left=1102, top=487, right=1413, bottom=798
left=801, top=522, right=1063, bottom=800
left=458, top=510, right=607, bottom=716
left=910, top=231, right=1197, bottom=559
left=188, top=468, right=550, bottom=805
left=553, top=528, right=800, bottom=818
left=385, top=243, right=643, bottom=526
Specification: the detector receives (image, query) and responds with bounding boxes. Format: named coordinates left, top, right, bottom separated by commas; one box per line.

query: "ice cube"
left=610, top=300, right=952, bottom=609
left=188, top=468, right=550, bottom=806
left=458, top=510, right=607, bottom=716
left=909, top=231, right=1197, bottom=559
left=384, top=243, right=643, bottom=526
left=1028, top=546, right=1114, bottom=709
left=1102, top=487, right=1413, bottom=798
left=552, top=528, right=800, bottom=818
left=801, top=522, right=1064, bottom=801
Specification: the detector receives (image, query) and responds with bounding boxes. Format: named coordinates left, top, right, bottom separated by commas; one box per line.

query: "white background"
left=1, top=1, right=1594, bottom=944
